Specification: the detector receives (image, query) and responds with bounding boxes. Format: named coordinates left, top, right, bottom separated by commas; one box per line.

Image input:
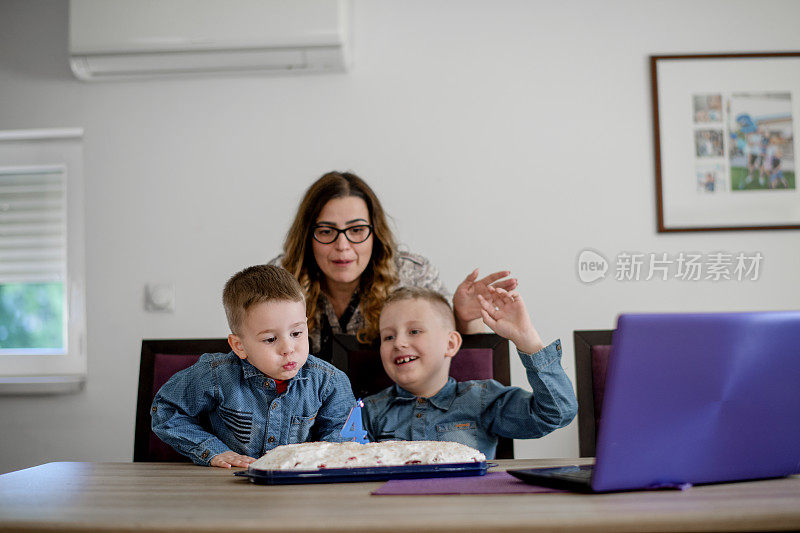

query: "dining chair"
left=134, top=338, right=231, bottom=462
left=331, top=332, right=514, bottom=459
left=573, top=329, right=614, bottom=457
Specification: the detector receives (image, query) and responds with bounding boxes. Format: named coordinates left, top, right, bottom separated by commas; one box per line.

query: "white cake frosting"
left=249, top=441, right=486, bottom=471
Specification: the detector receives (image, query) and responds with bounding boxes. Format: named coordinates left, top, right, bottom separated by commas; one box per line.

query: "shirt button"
left=151, top=406, right=157, bottom=413
left=264, top=380, right=269, bottom=387
left=416, top=413, right=423, bottom=418
left=417, top=398, right=425, bottom=404
left=268, top=436, right=276, bottom=443
left=201, top=450, right=209, bottom=459
left=271, top=403, right=277, bottom=410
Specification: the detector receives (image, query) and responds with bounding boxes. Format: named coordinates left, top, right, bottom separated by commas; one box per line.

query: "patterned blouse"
left=269, top=251, right=449, bottom=358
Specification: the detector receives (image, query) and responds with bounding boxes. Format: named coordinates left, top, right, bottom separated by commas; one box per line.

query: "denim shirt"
left=362, top=340, right=578, bottom=459
left=151, top=353, right=356, bottom=465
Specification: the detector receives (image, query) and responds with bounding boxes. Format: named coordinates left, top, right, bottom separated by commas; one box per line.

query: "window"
left=0, top=129, right=86, bottom=393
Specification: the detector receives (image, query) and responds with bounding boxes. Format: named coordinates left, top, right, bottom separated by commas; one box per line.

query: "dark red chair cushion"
left=148, top=353, right=202, bottom=462
left=450, top=348, right=494, bottom=382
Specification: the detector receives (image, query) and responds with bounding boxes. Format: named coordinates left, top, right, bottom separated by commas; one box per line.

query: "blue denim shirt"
left=151, top=353, right=356, bottom=465
left=362, top=340, right=577, bottom=459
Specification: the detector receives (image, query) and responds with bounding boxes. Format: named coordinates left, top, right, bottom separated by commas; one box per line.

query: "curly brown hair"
left=280, top=171, right=399, bottom=344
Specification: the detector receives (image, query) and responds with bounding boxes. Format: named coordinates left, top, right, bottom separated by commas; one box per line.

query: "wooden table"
left=1, top=459, right=799, bottom=532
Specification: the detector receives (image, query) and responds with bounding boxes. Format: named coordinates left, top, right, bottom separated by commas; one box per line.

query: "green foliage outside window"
left=0, top=282, right=64, bottom=350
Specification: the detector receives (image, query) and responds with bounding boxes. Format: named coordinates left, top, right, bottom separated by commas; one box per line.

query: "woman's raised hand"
left=453, top=268, right=518, bottom=330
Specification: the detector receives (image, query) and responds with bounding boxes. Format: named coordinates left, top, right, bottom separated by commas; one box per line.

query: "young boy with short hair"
left=152, top=265, right=356, bottom=468
left=363, top=285, right=577, bottom=458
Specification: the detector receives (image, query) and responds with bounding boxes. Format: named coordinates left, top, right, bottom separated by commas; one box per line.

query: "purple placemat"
left=371, top=472, right=565, bottom=495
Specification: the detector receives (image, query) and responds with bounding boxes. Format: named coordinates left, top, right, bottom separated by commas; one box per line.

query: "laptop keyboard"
left=546, top=466, right=593, bottom=482
left=507, top=465, right=596, bottom=491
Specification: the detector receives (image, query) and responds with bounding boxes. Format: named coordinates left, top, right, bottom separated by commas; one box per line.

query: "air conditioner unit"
left=68, top=0, right=349, bottom=81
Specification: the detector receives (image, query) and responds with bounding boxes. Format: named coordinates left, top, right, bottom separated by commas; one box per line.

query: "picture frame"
left=651, top=52, right=800, bottom=232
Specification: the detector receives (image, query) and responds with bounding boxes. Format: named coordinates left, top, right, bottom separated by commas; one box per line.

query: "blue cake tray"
left=234, top=461, right=490, bottom=485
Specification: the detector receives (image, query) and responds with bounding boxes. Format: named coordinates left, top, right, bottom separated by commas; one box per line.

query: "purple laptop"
left=509, top=311, right=800, bottom=492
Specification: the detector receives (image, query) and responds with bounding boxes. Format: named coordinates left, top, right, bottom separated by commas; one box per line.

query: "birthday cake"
left=249, top=441, right=486, bottom=471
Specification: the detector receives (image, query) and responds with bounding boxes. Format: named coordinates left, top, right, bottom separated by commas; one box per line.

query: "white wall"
left=1, top=0, right=798, bottom=475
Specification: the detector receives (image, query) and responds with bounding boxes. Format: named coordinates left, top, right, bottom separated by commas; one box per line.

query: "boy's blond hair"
left=223, top=265, right=305, bottom=334
left=382, top=286, right=455, bottom=330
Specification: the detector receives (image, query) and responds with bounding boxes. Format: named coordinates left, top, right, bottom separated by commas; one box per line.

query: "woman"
left=271, top=171, right=516, bottom=361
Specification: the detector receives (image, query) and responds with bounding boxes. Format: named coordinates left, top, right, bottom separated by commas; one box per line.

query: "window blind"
left=0, top=166, right=66, bottom=284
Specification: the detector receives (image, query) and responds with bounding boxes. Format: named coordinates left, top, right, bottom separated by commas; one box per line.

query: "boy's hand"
left=453, top=268, right=518, bottom=326
left=210, top=451, right=256, bottom=469
left=478, top=287, right=544, bottom=354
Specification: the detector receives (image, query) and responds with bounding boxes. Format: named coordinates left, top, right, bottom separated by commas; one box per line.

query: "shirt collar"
left=390, top=377, right=457, bottom=411
left=240, top=358, right=262, bottom=379
left=428, top=378, right=458, bottom=410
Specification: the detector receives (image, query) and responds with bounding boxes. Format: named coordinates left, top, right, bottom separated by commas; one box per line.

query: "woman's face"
left=311, top=196, right=374, bottom=290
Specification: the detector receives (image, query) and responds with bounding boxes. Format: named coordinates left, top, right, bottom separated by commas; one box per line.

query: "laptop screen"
left=591, top=311, right=800, bottom=492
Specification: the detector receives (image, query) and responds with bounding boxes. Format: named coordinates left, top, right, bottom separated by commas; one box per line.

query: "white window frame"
left=0, top=128, right=86, bottom=394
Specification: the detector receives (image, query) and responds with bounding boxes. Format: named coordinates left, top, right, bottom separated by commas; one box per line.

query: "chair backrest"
left=136, top=334, right=513, bottom=461
left=332, top=332, right=514, bottom=459
left=573, top=329, right=614, bottom=457
left=134, top=338, right=231, bottom=462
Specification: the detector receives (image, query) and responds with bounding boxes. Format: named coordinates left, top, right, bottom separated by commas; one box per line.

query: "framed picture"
left=651, top=52, right=800, bottom=232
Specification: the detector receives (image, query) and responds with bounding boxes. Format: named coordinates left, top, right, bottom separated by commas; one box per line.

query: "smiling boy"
left=151, top=265, right=355, bottom=468
left=362, top=286, right=577, bottom=458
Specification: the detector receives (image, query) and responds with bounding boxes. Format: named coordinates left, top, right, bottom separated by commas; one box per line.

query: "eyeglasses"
left=312, top=224, right=373, bottom=244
